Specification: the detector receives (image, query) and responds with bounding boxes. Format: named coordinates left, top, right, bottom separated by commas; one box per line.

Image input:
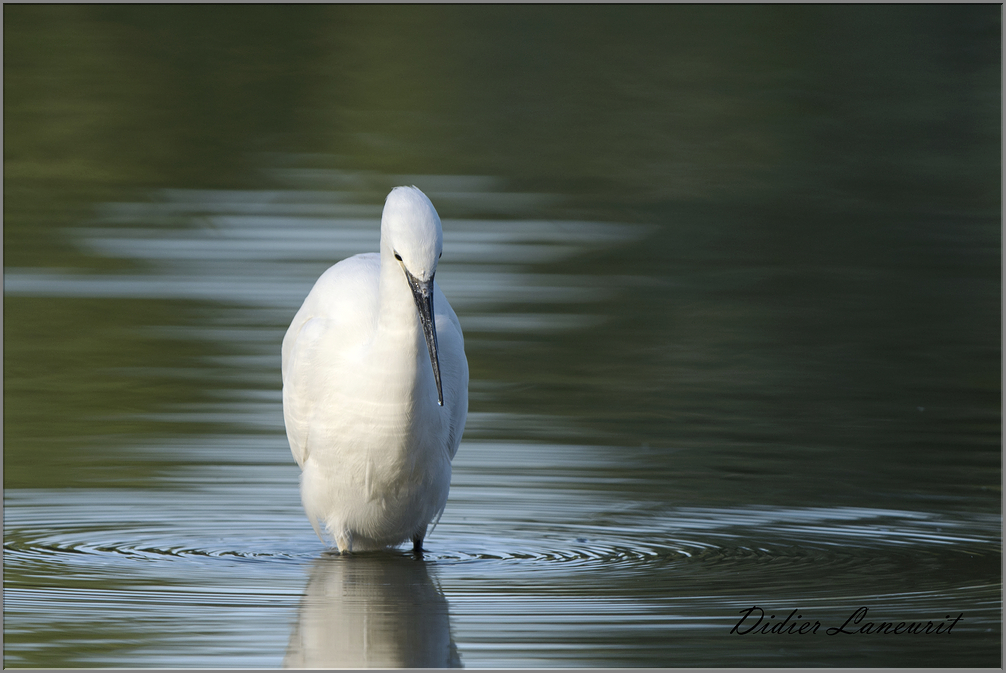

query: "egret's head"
left=381, top=186, right=445, bottom=406
left=381, top=186, right=443, bottom=282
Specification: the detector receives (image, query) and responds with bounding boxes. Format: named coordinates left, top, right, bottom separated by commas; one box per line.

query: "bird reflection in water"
left=284, top=553, right=462, bottom=668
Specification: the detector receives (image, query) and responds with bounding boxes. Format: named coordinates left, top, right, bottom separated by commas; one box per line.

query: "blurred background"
left=4, top=5, right=1001, bottom=668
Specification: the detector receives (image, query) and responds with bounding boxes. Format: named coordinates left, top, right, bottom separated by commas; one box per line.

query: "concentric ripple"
left=5, top=462, right=1002, bottom=668
left=6, top=478, right=999, bottom=577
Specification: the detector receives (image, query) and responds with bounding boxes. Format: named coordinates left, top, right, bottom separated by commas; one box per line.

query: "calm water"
left=4, top=5, right=1001, bottom=668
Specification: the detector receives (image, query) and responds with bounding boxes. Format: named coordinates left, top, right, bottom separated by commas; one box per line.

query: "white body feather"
left=281, top=187, right=468, bottom=552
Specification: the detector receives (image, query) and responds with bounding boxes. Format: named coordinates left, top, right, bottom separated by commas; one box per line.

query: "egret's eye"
left=394, top=252, right=403, bottom=261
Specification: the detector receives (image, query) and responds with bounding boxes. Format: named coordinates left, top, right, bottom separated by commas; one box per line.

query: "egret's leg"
left=412, top=532, right=424, bottom=554
left=335, top=531, right=353, bottom=554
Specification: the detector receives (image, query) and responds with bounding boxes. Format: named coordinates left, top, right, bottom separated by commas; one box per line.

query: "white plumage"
left=282, top=186, right=468, bottom=552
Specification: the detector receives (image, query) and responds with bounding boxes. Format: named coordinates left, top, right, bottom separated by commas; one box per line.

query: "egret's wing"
left=282, top=254, right=381, bottom=470
left=282, top=311, right=328, bottom=543
left=426, top=299, right=467, bottom=538
left=434, top=286, right=469, bottom=461
left=282, top=315, right=327, bottom=469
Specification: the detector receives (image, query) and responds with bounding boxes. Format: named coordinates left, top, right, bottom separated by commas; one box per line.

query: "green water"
left=4, top=5, right=1000, bottom=668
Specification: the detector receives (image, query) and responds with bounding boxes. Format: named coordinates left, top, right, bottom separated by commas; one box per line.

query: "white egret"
left=282, top=186, right=468, bottom=553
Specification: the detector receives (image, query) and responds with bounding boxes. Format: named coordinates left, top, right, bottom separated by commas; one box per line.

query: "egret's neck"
left=371, top=248, right=428, bottom=399
left=377, top=249, right=421, bottom=338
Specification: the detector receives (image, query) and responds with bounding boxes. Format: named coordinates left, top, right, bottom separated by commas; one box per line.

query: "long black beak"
left=404, top=269, right=443, bottom=406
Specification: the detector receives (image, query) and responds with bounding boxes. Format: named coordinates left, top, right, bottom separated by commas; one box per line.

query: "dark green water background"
left=4, top=5, right=1001, bottom=667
